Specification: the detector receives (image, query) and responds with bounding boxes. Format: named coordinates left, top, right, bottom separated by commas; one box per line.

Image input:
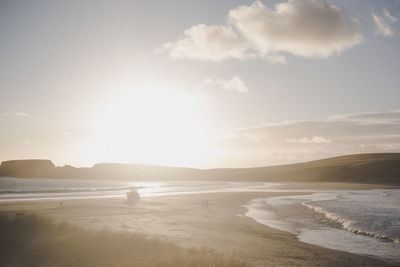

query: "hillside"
left=214, top=153, right=400, bottom=184
left=0, top=153, right=399, bottom=185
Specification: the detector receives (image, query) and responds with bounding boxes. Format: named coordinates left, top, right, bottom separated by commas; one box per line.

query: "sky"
left=0, top=0, right=400, bottom=168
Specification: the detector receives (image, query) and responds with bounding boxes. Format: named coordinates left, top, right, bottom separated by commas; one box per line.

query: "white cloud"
left=285, top=136, right=332, bottom=144
left=203, top=76, right=249, bottom=93
left=228, top=0, right=362, bottom=58
left=328, top=110, right=400, bottom=125
left=157, top=24, right=251, bottom=62
left=160, top=0, right=362, bottom=63
left=2, top=111, right=30, bottom=117
left=371, top=7, right=398, bottom=37
left=383, top=7, right=398, bottom=23
left=14, top=112, right=30, bottom=117
left=265, top=54, right=288, bottom=65
left=372, top=13, right=393, bottom=36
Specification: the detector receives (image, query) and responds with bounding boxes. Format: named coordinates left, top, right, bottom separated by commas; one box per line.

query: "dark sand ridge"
left=0, top=184, right=396, bottom=266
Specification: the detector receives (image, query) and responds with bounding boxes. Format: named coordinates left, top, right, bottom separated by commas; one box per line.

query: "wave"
left=302, top=201, right=399, bottom=245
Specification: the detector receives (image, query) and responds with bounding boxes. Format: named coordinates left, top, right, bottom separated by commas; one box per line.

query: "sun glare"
left=90, top=84, right=211, bottom=167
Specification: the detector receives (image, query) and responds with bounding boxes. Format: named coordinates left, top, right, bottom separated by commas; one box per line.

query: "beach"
left=0, top=184, right=395, bottom=266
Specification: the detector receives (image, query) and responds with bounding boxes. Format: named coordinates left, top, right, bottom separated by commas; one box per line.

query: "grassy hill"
left=0, top=153, right=399, bottom=185
left=214, top=153, right=400, bottom=184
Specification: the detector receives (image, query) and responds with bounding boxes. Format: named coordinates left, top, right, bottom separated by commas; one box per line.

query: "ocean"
left=0, top=177, right=276, bottom=201
left=245, top=189, right=400, bottom=263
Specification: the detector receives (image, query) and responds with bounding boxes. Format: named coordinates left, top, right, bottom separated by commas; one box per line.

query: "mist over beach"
left=1, top=0, right=400, bottom=266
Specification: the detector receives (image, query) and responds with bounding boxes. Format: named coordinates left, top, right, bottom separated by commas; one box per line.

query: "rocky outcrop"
left=0, top=159, right=56, bottom=178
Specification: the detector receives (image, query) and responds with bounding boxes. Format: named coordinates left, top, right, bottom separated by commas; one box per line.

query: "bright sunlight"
left=91, top=84, right=211, bottom=167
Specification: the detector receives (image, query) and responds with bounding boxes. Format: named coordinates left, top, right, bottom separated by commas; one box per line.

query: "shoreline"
left=0, top=186, right=394, bottom=266
left=244, top=190, right=400, bottom=263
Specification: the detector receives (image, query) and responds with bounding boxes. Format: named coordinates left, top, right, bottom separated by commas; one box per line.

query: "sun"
left=89, top=84, right=211, bottom=167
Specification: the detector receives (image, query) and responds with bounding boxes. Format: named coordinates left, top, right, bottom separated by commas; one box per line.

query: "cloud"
left=285, top=136, right=331, bottom=144
left=14, top=112, right=30, bottom=117
left=213, top=110, right=400, bottom=167
left=203, top=76, right=249, bottom=93
left=383, top=7, right=398, bottom=23
left=265, top=54, right=288, bottom=65
left=372, top=13, right=393, bottom=36
left=228, top=0, right=362, bottom=58
left=157, top=24, right=251, bottom=62
left=159, top=0, right=362, bottom=63
left=2, top=112, right=30, bottom=117
left=327, top=110, right=400, bottom=125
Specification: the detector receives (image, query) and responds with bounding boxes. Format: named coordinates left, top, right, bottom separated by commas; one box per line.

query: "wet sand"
left=0, top=185, right=394, bottom=266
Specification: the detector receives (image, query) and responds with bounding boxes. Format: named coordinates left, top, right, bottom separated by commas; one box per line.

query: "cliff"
left=0, top=159, right=56, bottom=178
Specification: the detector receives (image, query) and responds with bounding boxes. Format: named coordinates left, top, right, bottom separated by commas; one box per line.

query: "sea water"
left=0, top=177, right=278, bottom=201
left=303, top=190, right=400, bottom=244
left=244, top=189, right=400, bottom=263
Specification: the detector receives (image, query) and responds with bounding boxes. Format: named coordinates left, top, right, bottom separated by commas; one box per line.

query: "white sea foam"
left=244, top=198, right=297, bottom=234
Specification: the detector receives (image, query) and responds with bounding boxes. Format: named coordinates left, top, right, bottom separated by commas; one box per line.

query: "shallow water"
left=0, top=177, right=278, bottom=201
left=244, top=190, right=400, bottom=263
left=303, top=190, right=400, bottom=244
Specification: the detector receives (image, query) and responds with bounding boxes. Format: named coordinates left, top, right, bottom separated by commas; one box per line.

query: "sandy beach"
left=0, top=184, right=394, bottom=266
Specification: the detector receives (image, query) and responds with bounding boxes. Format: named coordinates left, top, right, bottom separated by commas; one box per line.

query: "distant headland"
left=0, top=153, right=399, bottom=185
